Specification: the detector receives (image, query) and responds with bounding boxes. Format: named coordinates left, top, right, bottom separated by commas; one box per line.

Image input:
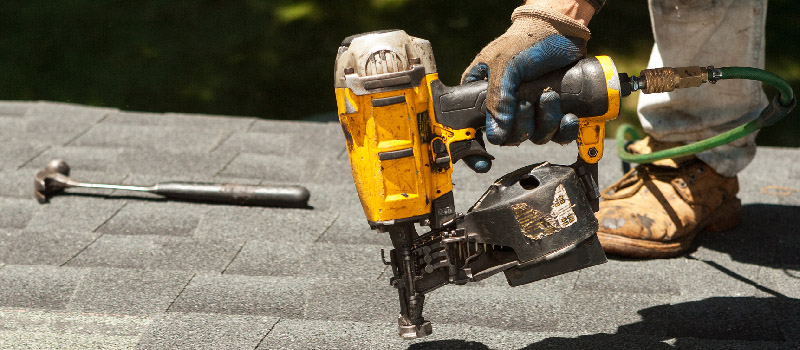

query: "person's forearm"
left=524, top=0, right=597, bottom=25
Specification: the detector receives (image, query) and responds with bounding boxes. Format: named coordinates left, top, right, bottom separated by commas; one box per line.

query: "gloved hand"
left=461, top=5, right=591, bottom=173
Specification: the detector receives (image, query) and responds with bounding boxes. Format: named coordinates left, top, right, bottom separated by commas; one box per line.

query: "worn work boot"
left=596, top=137, right=742, bottom=258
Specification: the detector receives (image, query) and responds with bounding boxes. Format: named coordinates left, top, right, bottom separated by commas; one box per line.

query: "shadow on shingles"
left=695, top=204, right=800, bottom=267
left=607, top=204, right=800, bottom=268
left=54, top=192, right=168, bottom=203
left=409, top=296, right=799, bottom=350
left=43, top=191, right=315, bottom=209
left=409, top=340, right=490, bottom=350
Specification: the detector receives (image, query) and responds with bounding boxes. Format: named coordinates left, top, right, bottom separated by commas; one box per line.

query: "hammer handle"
left=153, top=182, right=310, bottom=208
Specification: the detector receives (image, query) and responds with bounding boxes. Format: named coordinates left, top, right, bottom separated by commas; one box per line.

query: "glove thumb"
left=463, top=155, right=492, bottom=173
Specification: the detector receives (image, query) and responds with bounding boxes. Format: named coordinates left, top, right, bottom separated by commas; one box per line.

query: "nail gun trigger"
left=448, top=139, right=494, bottom=164
left=430, top=138, right=451, bottom=170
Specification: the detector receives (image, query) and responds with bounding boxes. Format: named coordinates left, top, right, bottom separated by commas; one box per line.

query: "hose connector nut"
left=707, top=66, right=722, bottom=84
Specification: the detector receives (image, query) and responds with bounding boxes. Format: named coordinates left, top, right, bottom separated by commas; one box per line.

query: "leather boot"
left=596, top=137, right=741, bottom=258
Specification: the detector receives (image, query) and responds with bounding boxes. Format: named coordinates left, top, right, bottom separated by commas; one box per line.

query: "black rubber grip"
left=517, top=57, right=610, bottom=118
left=153, top=182, right=310, bottom=208
left=431, top=57, right=610, bottom=130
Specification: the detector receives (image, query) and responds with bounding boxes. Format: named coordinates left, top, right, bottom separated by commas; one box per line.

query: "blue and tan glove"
left=462, top=5, right=592, bottom=172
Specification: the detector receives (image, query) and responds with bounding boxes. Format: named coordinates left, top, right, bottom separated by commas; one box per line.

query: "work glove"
left=461, top=5, right=591, bottom=173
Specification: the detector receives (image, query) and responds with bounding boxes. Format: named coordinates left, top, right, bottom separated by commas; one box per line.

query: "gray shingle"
left=302, top=276, right=396, bottom=322
left=216, top=152, right=322, bottom=182
left=0, top=265, right=83, bottom=309
left=285, top=132, right=345, bottom=161
left=116, top=148, right=237, bottom=178
left=301, top=183, right=360, bottom=213
left=0, top=115, right=48, bottom=143
left=194, top=205, right=336, bottom=242
left=738, top=177, right=800, bottom=207
left=423, top=281, right=567, bottom=332
left=24, top=146, right=123, bottom=173
left=65, top=235, right=242, bottom=272
left=0, top=141, right=50, bottom=171
left=71, top=124, right=232, bottom=153
left=67, top=268, right=195, bottom=315
left=0, top=199, right=38, bottom=229
left=25, top=101, right=116, bottom=118
left=754, top=266, right=800, bottom=299
left=0, top=308, right=149, bottom=336
left=0, top=228, right=101, bottom=265
left=0, top=331, right=141, bottom=350
left=104, top=110, right=254, bottom=131
left=0, top=309, right=149, bottom=350
left=212, top=131, right=292, bottom=156
left=573, top=259, right=680, bottom=296
left=25, top=196, right=126, bottom=234
left=740, top=148, right=794, bottom=181
left=260, top=319, right=652, bottom=350
left=668, top=257, right=759, bottom=299
left=25, top=146, right=238, bottom=179
left=312, top=213, right=387, bottom=246
left=0, top=101, right=36, bottom=117
left=555, top=291, right=673, bottom=334
left=168, top=274, right=307, bottom=317
left=256, top=319, right=401, bottom=350
left=250, top=119, right=336, bottom=135
left=308, top=156, right=354, bottom=185
left=221, top=240, right=312, bottom=277
left=137, top=312, right=277, bottom=350
left=301, top=242, right=390, bottom=278
left=22, top=102, right=114, bottom=146
left=0, top=170, right=38, bottom=199
left=225, top=241, right=390, bottom=278
left=96, top=202, right=206, bottom=237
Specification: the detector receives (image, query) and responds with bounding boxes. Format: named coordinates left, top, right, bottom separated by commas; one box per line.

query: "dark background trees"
left=0, top=1, right=796, bottom=145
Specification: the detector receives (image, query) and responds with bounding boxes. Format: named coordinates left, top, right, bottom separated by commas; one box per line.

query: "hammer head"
left=34, top=159, right=71, bottom=203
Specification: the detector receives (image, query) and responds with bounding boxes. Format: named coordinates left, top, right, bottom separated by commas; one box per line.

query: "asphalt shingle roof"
left=1, top=101, right=799, bottom=349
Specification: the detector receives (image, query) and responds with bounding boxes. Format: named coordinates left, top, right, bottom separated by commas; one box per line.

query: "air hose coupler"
left=619, top=66, right=721, bottom=96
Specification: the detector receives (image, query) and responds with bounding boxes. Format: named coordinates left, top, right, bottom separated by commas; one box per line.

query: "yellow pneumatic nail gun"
left=333, top=30, right=686, bottom=339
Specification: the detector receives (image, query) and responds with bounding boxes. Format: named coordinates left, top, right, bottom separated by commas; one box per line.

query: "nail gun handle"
left=516, top=56, right=622, bottom=163
left=153, top=182, right=310, bottom=208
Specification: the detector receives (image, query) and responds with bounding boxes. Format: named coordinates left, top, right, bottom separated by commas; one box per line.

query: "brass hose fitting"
left=626, top=66, right=720, bottom=94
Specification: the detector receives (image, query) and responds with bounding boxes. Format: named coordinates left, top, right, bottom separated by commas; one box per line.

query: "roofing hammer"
left=34, top=159, right=310, bottom=208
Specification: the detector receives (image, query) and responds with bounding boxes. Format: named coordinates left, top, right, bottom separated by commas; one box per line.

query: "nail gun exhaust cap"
left=341, top=29, right=403, bottom=47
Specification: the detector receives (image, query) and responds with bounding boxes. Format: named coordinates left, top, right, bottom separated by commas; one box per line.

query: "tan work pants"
left=639, top=0, right=768, bottom=176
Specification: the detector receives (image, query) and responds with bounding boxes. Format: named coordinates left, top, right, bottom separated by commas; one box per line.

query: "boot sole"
left=597, top=198, right=742, bottom=259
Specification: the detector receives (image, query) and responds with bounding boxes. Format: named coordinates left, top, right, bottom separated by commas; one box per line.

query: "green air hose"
left=616, top=66, right=796, bottom=164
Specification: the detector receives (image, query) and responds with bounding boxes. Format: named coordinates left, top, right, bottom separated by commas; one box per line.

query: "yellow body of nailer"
left=334, top=30, right=621, bottom=230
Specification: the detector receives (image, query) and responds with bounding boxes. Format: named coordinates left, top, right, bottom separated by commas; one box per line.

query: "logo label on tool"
left=437, top=207, right=454, bottom=216
left=513, top=184, right=577, bottom=241
left=551, top=184, right=577, bottom=228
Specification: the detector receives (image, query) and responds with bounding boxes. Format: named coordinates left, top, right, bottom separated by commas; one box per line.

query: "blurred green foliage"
left=0, top=1, right=797, bottom=146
